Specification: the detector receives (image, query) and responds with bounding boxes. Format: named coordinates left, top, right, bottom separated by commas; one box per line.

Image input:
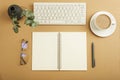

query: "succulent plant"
left=8, top=5, right=38, bottom=33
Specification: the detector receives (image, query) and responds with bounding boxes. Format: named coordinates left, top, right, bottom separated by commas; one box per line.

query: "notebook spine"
left=58, top=32, right=61, bottom=70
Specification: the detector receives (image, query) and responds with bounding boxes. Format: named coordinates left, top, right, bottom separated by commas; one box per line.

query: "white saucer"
left=90, top=11, right=117, bottom=37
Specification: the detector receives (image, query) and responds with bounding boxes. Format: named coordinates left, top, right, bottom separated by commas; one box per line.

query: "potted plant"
left=8, top=4, right=38, bottom=33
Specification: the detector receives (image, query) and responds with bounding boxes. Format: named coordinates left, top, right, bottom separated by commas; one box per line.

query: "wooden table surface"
left=0, top=0, right=120, bottom=80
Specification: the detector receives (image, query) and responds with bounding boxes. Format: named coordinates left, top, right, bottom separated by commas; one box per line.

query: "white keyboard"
left=34, top=2, right=86, bottom=25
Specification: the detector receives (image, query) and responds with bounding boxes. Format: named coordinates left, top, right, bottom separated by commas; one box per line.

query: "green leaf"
left=31, top=22, right=38, bottom=27
left=25, top=19, right=33, bottom=25
left=13, top=26, right=19, bottom=33
left=27, top=13, right=34, bottom=18
left=21, top=10, right=26, bottom=16
left=12, top=17, right=17, bottom=22
left=31, top=23, right=36, bottom=27
left=28, top=16, right=34, bottom=20
left=23, top=9, right=34, bottom=18
left=14, top=21, right=19, bottom=24
left=16, top=24, right=21, bottom=28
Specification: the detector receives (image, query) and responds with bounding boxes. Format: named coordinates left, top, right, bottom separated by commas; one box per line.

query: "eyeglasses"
left=20, top=39, right=28, bottom=65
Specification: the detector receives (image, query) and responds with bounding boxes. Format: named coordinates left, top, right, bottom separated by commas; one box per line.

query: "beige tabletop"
left=0, top=0, right=120, bottom=80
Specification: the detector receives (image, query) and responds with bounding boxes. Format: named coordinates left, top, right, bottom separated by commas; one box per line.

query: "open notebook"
left=32, top=32, right=87, bottom=70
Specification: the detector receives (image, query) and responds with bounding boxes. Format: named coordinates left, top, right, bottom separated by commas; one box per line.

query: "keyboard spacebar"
left=50, top=20, right=66, bottom=24
left=40, top=20, right=66, bottom=24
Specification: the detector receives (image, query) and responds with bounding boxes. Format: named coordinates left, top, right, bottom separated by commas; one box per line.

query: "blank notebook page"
left=60, top=32, right=87, bottom=70
left=32, top=32, right=58, bottom=70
